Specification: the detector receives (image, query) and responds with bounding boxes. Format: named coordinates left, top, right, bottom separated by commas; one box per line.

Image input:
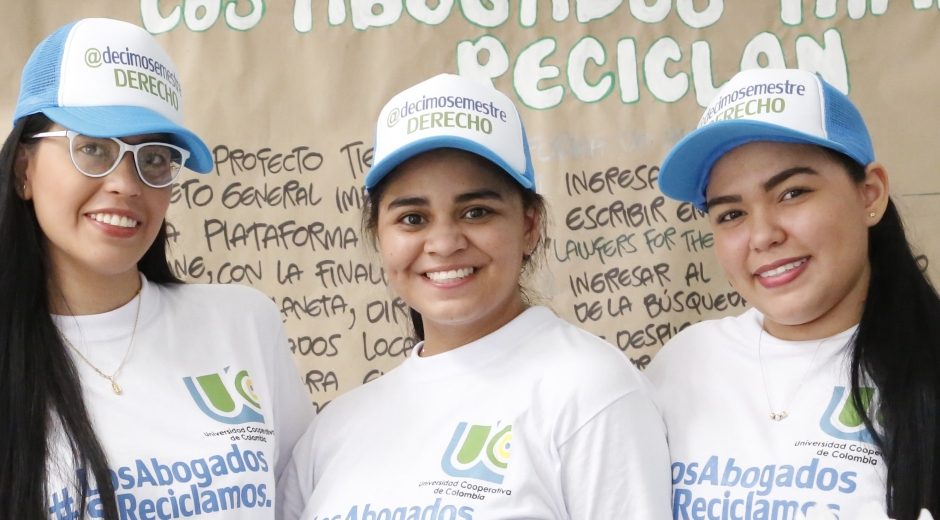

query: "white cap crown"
left=367, top=74, right=535, bottom=192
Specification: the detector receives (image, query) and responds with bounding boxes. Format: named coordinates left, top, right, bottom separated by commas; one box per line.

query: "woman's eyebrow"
left=454, top=189, right=503, bottom=203
left=705, top=194, right=742, bottom=210
left=705, top=167, right=820, bottom=210
left=386, top=189, right=503, bottom=209
left=763, top=167, right=818, bottom=191
left=118, top=133, right=173, bottom=145
left=386, top=196, right=428, bottom=210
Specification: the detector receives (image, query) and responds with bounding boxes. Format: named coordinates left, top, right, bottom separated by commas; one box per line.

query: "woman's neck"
left=419, top=296, right=528, bottom=357
left=762, top=265, right=869, bottom=341
left=48, top=259, right=142, bottom=316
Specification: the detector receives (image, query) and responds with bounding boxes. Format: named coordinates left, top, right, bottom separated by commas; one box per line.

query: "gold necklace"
left=757, top=326, right=827, bottom=421
left=61, top=290, right=142, bottom=395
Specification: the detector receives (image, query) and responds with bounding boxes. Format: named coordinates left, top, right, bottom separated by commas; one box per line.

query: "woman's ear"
left=14, top=146, right=32, bottom=200
left=523, top=206, right=541, bottom=255
left=860, top=162, right=890, bottom=226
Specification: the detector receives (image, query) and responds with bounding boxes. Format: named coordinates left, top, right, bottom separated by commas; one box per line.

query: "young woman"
left=0, top=18, right=314, bottom=519
left=647, top=68, right=940, bottom=520
left=277, top=73, right=672, bottom=519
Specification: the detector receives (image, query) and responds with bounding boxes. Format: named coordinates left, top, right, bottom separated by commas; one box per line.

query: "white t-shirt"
left=278, top=306, right=672, bottom=520
left=49, top=276, right=315, bottom=520
left=645, top=308, right=885, bottom=520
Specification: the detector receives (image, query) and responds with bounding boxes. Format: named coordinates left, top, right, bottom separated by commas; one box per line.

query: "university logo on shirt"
left=819, top=386, right=877, bottom=445
left=441, top=421, right=512, bottom=484
left=183, top=366, right=265, bottom=424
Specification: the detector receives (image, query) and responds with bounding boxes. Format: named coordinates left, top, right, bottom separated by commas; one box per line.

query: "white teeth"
left=759, top=258, right=807, bottom=278
left=426, top=267, right=476, bottom=282
left=89, top=213, right=138, bottom=229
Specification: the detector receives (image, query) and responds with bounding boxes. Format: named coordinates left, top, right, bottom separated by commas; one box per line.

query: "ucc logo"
left=819, top=386, right=877, bottom=445
left=441, top=422, right=512, bottom=484
left=184, top=366, right=264, bottom=425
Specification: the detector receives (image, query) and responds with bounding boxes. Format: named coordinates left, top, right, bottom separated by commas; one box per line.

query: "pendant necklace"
left=758, top=326, right=828, bottom=421
left=61, top=289, right=142, bottom=395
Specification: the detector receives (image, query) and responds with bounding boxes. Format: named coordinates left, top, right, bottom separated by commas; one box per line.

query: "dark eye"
left=464, top=207, right=490, bottom=219
left=141, top=150, right=170, bottom=167
left=718, top=209, right=744, bottom=223
left=77, top=143, right=109, bottom=157
left=781, top=188, right=809, bottom=201
left=400, top=213, right=424, bottom=226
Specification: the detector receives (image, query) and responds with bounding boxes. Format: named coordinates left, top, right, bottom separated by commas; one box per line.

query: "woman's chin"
left=751, top=296, right=824, bottom=330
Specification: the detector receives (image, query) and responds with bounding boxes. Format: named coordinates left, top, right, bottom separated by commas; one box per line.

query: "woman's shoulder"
left=646, top=307, right=760, bottom=381
left=525, top=307, right=626, bottom=359
left=513, top=309, right=664, bottom=439
left=155, top=281, right=279, bottom=319
left=524, top=307, right=648, bottom=393
left=304, top=365, right=403, bottom=434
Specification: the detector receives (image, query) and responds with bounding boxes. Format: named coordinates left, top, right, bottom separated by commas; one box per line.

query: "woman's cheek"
left=712, top=231, right=741, bottom=270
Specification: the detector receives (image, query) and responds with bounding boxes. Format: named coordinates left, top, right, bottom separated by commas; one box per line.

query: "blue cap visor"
left=41, top=105, right=213, bottom=173
left=659, top=120, right=858, bottom=211
left=365, top=135, right=535, bottom=193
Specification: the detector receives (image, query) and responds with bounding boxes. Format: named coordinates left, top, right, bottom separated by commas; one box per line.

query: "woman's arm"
left=559, top=389, right=673, bottom=519
left=275, top=423, right=316, bottom=520
left=270, top=321, right=317, bottom=480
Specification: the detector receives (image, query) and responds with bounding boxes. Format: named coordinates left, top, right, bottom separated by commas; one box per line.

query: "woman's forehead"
left=707, top=141, right=834, bottom=192
left=383, top=150, right=516, bottom=197
left=46, top=122, right=169, bottom=144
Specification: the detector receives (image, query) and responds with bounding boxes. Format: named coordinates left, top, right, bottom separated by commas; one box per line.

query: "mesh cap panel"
left=821, top=80, right=875, bottom=165
left=13, top=22, right=76, bottom=125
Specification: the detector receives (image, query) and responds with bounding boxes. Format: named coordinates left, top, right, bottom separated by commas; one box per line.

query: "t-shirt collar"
left=400, top=306, right=553, bottom=382
left=747, top=308, right=859, bottom=354
left=53, top=273, right=160, bottom=343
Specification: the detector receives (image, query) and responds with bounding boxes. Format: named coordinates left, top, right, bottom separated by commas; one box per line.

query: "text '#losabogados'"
left=315, top=498, right=473, bottom=520
left=47, top=443, right=271, bottom=519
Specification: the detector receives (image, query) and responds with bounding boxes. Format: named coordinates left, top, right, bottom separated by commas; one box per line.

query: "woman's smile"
left=423, top=266, right=477, bottom=283
left=753, top=256, right=810, bottom=288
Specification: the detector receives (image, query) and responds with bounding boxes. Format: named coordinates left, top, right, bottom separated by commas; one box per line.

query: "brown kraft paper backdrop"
left=1, top=0, right=938, bottom=411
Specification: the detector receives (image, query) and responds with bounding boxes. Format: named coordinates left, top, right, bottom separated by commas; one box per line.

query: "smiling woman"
left=647, top=68, right=940, bottom=520
left=0, top=18, right=313, bottom=520
left=362, top=147, right=547, bottom=351
left=277, top=74, right=672, bottom=520
left=23, top=126, right=181, bottom=292
left=706, top=142, right=884, bottom=341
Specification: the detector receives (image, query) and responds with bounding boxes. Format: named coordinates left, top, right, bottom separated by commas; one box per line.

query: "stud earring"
left=869, top=212, right=876, bottom=218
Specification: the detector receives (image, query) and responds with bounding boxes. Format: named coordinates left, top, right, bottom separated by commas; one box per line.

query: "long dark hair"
left=0, top=113, right=182, bottom=519
left=362, top=149, right=549, bottom=341
left=827, top=151, right=940, bottom=519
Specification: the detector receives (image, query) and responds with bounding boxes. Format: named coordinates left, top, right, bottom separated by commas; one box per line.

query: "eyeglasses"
left=30, top=130, right=190, bottom=188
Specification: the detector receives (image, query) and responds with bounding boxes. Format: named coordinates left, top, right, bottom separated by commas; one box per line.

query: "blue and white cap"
left=659, top=68, right=874, bottom=211
left=366, top=73, right=536, bottom=193
left=13, top=18, right=212, bottom=173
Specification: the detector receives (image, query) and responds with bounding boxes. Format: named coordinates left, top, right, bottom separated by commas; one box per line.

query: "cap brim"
left=42, top=106, right=213, bottom=174
left=365, top=135, right=534, bottom=192
left=659, top=120, right=855, bottom=211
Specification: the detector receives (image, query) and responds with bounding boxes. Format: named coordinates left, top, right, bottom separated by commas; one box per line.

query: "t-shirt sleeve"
left=270, top=319, right=316, bottom=480
left=558, top=389, right=673, bottom=520
left=275, top=419, right=318, bottom=520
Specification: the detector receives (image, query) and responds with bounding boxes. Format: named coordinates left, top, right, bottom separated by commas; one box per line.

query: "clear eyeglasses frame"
left=30, top=130, right=190, bottom=189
